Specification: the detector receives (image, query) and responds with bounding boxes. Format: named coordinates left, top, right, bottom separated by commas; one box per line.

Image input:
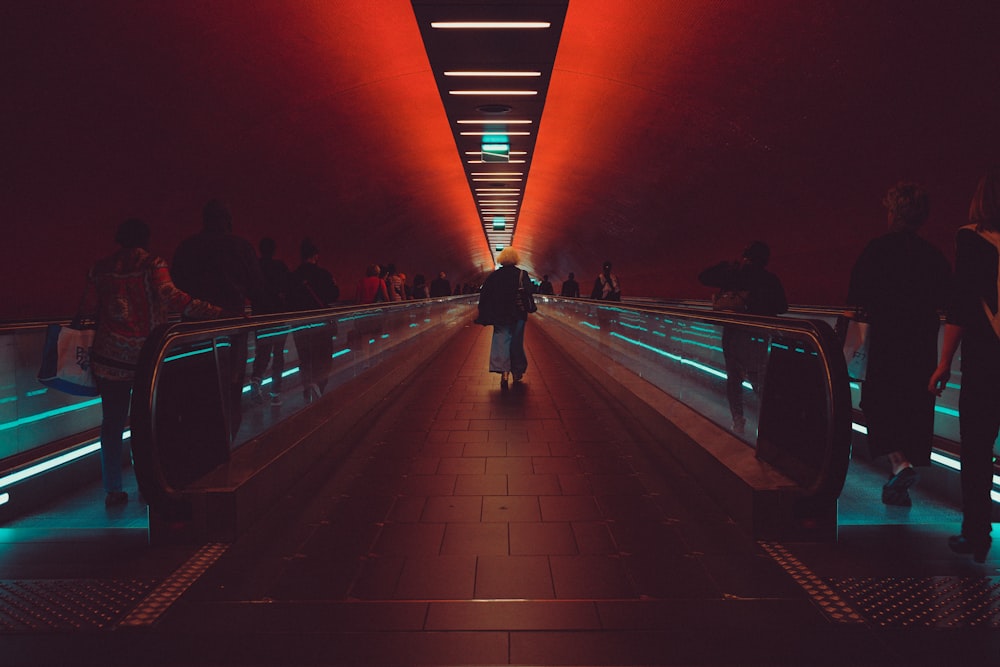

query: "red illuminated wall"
left=4, top=1, right=999, bottom=320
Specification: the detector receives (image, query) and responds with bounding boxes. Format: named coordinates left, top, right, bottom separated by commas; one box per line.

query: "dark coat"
left=288, top=262, right=340, bottom=310
left=476, top=265, right=534, bottom=325
left=847, top=229, right=951, bottom=461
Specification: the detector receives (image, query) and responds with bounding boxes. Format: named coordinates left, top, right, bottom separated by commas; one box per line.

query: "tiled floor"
left=2, top=321, right=999, bottom=666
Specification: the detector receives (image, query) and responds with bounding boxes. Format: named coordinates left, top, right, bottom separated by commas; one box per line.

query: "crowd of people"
left=76, top=168, right=1000, bottom=563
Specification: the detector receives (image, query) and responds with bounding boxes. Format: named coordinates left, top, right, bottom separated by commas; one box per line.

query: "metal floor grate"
left=832, top=576, right=1000, bottom=628
left=0, top=579, right=158, bottom=632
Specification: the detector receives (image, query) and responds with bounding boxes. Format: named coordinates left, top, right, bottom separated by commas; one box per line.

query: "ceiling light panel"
left=412, top=0, right=567, bottom=261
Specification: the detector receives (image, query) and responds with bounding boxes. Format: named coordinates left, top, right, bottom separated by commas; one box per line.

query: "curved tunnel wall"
left=4, top=1, right=1000, bottom=320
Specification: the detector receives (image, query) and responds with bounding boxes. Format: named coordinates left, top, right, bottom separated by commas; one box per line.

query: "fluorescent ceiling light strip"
left=461, top=131, right=530, bottom=136
left=445, top=71, right=542, bottom=77
left=473, top=178, right=523, bottom=182
left=431, top=22, right=551, bottom=29
left=472, top=172, right=523, bottom=176
left=476, top=188, right=521, bottom=192
left=458, top=120, right=532, bottom=124
left=450, top=91, right=538, bottom=96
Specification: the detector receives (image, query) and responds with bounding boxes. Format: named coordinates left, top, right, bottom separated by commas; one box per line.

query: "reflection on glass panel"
left=0, top=327, right=103, bottom=463
left=143, top=298, right=476, bottom=495
left=537, top=298, right=844, bottom=492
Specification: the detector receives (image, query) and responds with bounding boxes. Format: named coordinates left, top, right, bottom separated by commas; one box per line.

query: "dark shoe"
left=882, top=467, right=917, bottom=506
left=881, top=486, right=912, bottom=506
left=500, top=372, right=509, bottom=389
left=948, top=535, right=991, bottom=563
left=105, top=491, right=128, bottom=507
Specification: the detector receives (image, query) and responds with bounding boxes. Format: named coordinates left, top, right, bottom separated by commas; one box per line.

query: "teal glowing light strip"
left=0, top=436, right=112, bottom=490
left=164, top=347, right=214, bottom=362
left=669, top=336, right=723, bottom=353
left=0, top=397, right=101, bottom=433
left=609, top=327, right=1000, bottom=501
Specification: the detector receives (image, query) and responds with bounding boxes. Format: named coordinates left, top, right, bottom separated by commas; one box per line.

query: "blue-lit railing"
left=129, top=297, right=476, bottom=517
left=633, top=299, right=1000, bottom=503
left=537, top=297, right=854, bottom=501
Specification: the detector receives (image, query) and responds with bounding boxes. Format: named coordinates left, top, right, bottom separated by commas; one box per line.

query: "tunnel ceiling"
left=4, top=1, right=1000, bottom=319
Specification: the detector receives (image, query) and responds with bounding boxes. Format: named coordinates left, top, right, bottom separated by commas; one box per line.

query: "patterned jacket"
left=79, top=248, right=222, bottom=381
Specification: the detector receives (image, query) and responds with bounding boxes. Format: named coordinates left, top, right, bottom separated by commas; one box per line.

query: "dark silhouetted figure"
left=560, top=272, right=580, bottom=297
left=699, top=241, right=787, bottom=435
left=78, top=218, right=221, bottom=506
left=430, top=271, right=451, bottom=298
left=930, top=168, right=1000, bottom=562
left=250, top=237, right=292, bottom=406
left=475, top=248, right=535, bottom=389
left=412, top=274, right=429, bottom=299
left=849, top=182, right=951, bottom=506
left=172, top=199, right=264, bottom=439
left=590, top=261, right=621, bottom=300
left=538, top=275, right=554, bottom=295
left=288, top=238, right=340, bottom=403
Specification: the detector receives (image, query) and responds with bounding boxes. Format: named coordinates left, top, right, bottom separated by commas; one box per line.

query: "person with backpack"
left=590, top=261, right=621, bottom=300
left=475, top=247, right=536, bottom=388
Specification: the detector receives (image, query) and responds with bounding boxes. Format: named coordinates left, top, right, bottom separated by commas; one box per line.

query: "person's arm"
left=929, top=323, right=963, bottom=396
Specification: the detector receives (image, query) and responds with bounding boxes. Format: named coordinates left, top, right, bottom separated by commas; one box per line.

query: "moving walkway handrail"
left=545, top=297, right=854, bottom=501
left=128, top=297, right=475, bottom=518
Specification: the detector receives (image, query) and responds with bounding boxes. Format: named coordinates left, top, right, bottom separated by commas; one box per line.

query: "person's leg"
left=510, top=319, right=527, bottom=380
left=97, top=377, right=132, bottom=500
left=722, top=328, right=746, bottom=430
left=957, top=374, right=999, bottom=547
left=490, top=324, right=513, bottom=374
left=270, top=332, right=288, bottom=394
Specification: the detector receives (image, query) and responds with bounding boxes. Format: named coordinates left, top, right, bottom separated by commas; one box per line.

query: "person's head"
left=543, top=274, right=549, bottom=281
left=969, top=167, right=1000, bottom=232
left=497, top=247, right=519, bottom=266
left=883, top=182, right=930, bottom=231
left=741, top=241, right=770, bottom=267
left=115, top=218, right=150, bottom=249
left=300, top=237, right=319, bottom=262
left=414, top=274, right=425, bottom=285
left=202, top=198, right=233, bottom=233
left=258, top=237, right=276, bottom=259
left=568, top=272, right=575, bottom=280
left=602, top=261, right=613, bottom=274
left=366, top=263, right=380, bottom=277
left=438, top=271, right=446, bottom=279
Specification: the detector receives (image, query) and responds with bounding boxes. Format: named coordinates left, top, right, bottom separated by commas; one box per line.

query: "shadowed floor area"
left=1, top=321, right=997, bottom=665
